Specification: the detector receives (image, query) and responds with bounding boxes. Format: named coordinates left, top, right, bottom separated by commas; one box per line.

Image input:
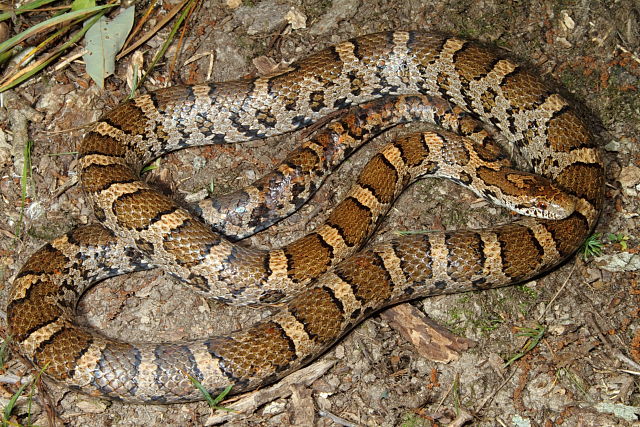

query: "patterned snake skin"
left=8, top=31, right=604, bottom=403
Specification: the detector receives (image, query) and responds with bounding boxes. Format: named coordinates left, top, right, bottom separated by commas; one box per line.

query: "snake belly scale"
left=8, top=31, right=604, bottom=403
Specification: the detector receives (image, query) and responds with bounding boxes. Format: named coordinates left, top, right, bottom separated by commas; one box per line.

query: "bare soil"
left=1, top=0, right=640, bottom=426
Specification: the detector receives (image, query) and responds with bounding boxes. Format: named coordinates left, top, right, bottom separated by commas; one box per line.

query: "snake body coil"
left=8, top=31, right=604, bottom=403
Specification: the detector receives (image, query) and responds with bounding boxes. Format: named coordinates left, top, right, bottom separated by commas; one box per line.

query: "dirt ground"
left=1, top=0, right=640, bottom=425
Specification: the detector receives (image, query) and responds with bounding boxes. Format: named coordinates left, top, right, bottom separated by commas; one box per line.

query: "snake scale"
left=8, top=31, right=604, bottom=403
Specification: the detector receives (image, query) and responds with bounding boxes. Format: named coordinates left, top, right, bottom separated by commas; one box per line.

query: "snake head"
left=510, top=183, right=577, bottom=220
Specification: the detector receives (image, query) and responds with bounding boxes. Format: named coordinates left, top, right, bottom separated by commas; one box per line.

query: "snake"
left=8, top=31, right=604, bottom=403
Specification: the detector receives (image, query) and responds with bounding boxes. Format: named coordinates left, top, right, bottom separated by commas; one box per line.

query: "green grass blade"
left=189, top=376, right=217, bottom=407
left=138, top=0, right=195, bottom=86
left=2, top=381, right=29, bottom=425
left=26, top=363, right=49, bottom=426
left=210, top=384, right=233, bottom=406
left=0, top=4, right=115, bottom=55
left=504, top=324, right=545, bottom=367
left=0, top=0, right=62, bottom=22
left=0, top=10, right=106, bottom=93
left=187, top=375, right=235, bottom=412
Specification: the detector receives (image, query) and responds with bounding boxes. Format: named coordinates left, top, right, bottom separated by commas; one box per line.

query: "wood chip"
left=381, top=304, right=476, bottom=363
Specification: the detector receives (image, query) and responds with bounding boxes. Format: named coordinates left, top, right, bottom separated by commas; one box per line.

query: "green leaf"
left=71, top=0, right=96, bottom=12
left=83, top=6, right=135, bottom=88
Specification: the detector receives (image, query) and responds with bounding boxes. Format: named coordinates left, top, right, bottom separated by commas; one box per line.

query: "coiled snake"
left=8, top=31, right=604, bottom=403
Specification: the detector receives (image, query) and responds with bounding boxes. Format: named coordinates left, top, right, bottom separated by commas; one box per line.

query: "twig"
left=434, top=377, right=457, bottom=412
left=116, top=0, right=189, bottom=60
left=52, top=175, right=78, bottom=198
left=586, top=312, right=640, bottom=371
left=318, top=410, right=358, bottom=427
left=537, top=263, right=576, bottom=322
left=446, top=409, right=473, bottom=427
left=616, top=44, right=640, bottom=64
left=53, top=48, right=86, bottom=71
left=473, top=369, right=517, bottom=414
left=120, top=0, right=157, bottom=53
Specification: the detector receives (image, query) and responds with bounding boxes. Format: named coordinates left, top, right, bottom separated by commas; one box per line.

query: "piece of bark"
left=381, top=304, right=476, bottom=363
left=205, top=360, right=335, bottom=425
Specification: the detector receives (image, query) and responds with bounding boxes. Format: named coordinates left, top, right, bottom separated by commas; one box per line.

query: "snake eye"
left=537, top=202, right=547, bottom=210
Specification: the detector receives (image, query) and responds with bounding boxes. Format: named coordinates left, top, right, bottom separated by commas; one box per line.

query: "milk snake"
left=8, top=31, right=604, bottom=403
